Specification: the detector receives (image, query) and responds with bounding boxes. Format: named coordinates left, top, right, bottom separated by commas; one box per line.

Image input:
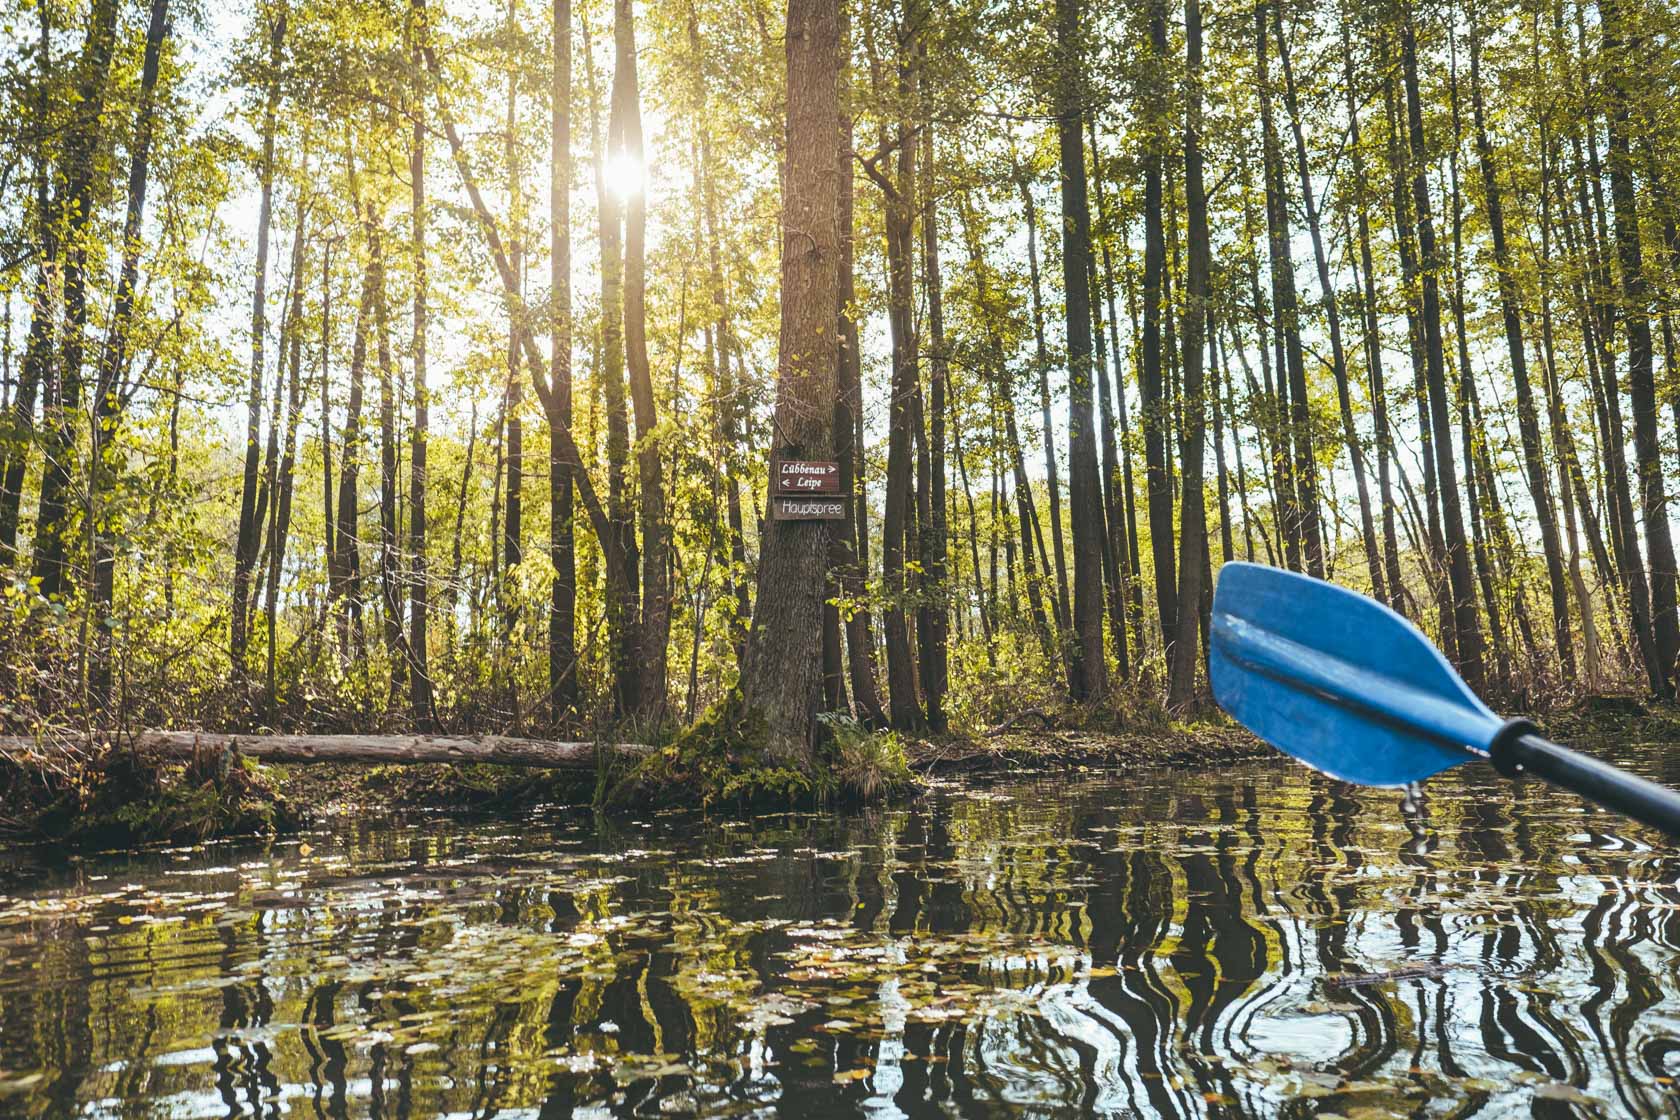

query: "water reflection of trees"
left=2, top=766, right=1680, bottom=1117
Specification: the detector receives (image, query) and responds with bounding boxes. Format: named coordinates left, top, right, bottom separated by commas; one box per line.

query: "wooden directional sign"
left=774, top=459, right=841, bottom=495
left=771, top=496, right=848, bottom=521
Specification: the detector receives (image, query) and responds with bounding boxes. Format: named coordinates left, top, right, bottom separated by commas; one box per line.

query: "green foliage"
left=605, top=695, right=918, bottom=811
left=816, top=712, right=915, bottom=802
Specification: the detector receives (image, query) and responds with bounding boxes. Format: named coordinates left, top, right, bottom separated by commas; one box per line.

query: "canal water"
left=2, top=752, right=1679, bottom=1118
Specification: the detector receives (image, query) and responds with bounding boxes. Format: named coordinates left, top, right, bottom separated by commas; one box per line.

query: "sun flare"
left=603, top=153, right=646, bottom=199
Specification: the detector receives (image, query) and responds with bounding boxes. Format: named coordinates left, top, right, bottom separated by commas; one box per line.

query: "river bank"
left=1, top=695, right=1674, bottom=850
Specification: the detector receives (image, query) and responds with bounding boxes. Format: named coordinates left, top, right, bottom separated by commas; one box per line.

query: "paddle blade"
left=1209, top=563, right=1502, bottom=787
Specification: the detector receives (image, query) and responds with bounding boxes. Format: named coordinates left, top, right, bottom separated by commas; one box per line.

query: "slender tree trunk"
left=585, top=19, right=641, bottom=719
left=740, top=0, right=840, bottom=763
left=1340, top=21, right=1404, bottom=610
left=1056, top=0, right=1106, bottom=701
left=1256, top=2, right=1322, bottom=579
left=266, top=204, right=306, bottom=714
left=920, top=128, right=950, bottom=730
left=0, top=0, right=55, bottom=564
left=544, top=0, right=577, bottom=721
left=1168, top=0, right=1208, bottom=710
left=373, top=206, right=406, bottom=697
left=834, top=43, right=886, bottom=727
left=1018, top=171, right=1072, bottom=643
left=330, top=210, right=373, bottom=659
left=320, top=239, right=335, bottom=607
left=230, top=10, right=284, bottom=675
left=1467, top=19, right=1572, bottom=679
left=860, top=6, right=924, bottom=731
left=614, top=0, right=670, bottom=720
left=1088, top=121, right=1135, bottom=679
left=1277, top=4, right=1379, bottom=598
left=1603, top=0, right=1678, bottom=695
left=1402, top=12, right=1483, bottom=691
left=409, top=0, right=432, bottom=724
left=89, top=0, right=168, bottom=706
left=1143, top=0, right=1177, bottom=656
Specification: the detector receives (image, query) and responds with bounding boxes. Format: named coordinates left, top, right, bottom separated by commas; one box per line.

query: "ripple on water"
left=2, top=752, right=1680, bottom=1117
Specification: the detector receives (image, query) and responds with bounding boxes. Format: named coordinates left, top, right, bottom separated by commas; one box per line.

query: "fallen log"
left=0, top=732, right=652, bottom=770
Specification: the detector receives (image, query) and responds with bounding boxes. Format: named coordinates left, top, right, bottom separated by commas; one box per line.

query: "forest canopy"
left=1, top=0, right=1678, bottom=762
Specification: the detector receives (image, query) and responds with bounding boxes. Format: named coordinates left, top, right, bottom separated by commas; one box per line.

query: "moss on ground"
left=2, top=743, right=302, bottom=847
left=602, top=694, right=918, bottom=811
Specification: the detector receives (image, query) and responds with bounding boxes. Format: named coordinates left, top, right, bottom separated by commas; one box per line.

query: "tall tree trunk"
left=330, top=210, right=373, bottom=659
left=586, top=18, right=641, bottom=719
left=614, top=0, right=670, bottom=720
left=860, top=4, right=924, bottom=731
left=373, top=207, right=406, bottom=697
left=89, top=0, right=168, bottom=707
left=229, top=10, right=284, bottom=675
left=546, top=0, right=578, bottom=720
left=409, top=0, right=432, bottom=724
left=35, top=0, right=121, bottom=607
left=1168, top=0, right=1208, bottom=710
left=1256, top=2, right=1322, bottom=578
left=740, top=0, right=840, bottom=763
left=1143, top=0, right=1178, bottom=656
left=1468, top=18, right=1572, bottom=679
left=920, top=128, right=950, bottom=730
left=1340, top=19, right=1404, bottom=610
left=1088, top=121, right=1135, bottom=679
left=1603, top=0, right=1678, bottom=695
left=1401, top=11, right=1483, bottom=691
left=266, top=203, right=307, bottom=714
left=834, top=38, right=886, bottom=726
left=320, top=240, right=335, bottom=593
left=1056, top=0, right=1106, bottom=701
left=0, top=0, right=55, bottom=564
left=1018, top=170, right=1072, bottom=643
left=1276, top=3, right=1379, bottom=598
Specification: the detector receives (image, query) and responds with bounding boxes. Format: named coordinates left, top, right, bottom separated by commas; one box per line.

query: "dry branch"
left=0, top=732, right=650, bottom=769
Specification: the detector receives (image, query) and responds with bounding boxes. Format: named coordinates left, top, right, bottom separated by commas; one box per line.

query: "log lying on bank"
left=0, top=732, right=652, bottom=770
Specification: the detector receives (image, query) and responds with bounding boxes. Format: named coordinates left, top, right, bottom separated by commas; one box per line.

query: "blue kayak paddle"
left=1209, top=561, right=1680, bottom=840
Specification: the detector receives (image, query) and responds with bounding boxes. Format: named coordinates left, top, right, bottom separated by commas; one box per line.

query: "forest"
left=1, top=0, right=1679, bottom=776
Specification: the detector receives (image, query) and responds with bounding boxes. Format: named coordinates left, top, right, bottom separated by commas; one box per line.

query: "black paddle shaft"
left=1491, top=720, right=1680, bottom=841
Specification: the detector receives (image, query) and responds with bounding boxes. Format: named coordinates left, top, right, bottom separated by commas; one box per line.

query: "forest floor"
left=2, top=696, right=1675, bottom=850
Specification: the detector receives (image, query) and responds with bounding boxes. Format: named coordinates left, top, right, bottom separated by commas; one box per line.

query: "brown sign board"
left=771, top=496, right=848, bottom=521
left=775, top=459, right=841, bottom=494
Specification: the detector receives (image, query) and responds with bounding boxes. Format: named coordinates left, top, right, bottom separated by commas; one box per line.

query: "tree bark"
left=1464, top=21, right=1573, bottom=677
left=834, top=41, right=887, bottom=727
left=0, top=0, right=55, bottom=564
left=920, top=128, right=950, bottom=730
left=741, top=0, right=840, bottom=764
left=229, top=10, right=284, bottom=674
left=1055, top=0, right=1106, bottom=701
left=545, top=0, right=578, bottom=721
left=1168, top=0, right=1208, bottom=710
left=1276, top=3, right=1379, bottom=599
left=860, top=5, right=924, bottom=731
left=1018, top=171, right=1072, bottom=649
left=89, top=0, right=169, bottom=707
left=409, top=0, right=433, bottom=724
left=614, top=0, right=670, bottom=720
left=1256, top=3, right=1322, bottom=578
left=1400, top=13, right=1483, bottom=691
left=1143, top=0, right=1178, bottom=655
left=1603, top=0, right=1678, bottom=695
